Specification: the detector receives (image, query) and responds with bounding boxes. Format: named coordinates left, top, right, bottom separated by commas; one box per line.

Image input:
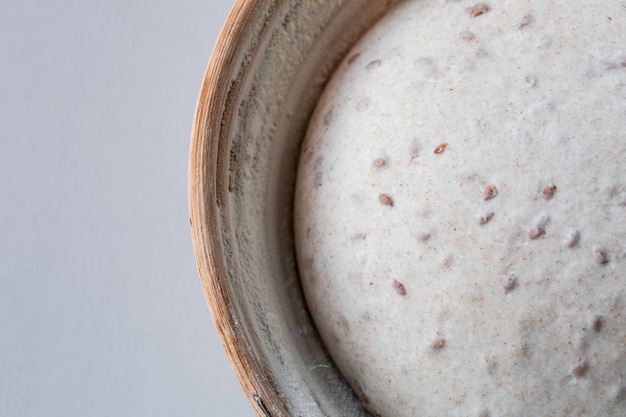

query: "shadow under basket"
left=189, top=1, right=403, bottom=416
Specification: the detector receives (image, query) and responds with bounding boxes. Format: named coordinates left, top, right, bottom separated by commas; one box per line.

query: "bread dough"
left=294, top=1, right=626, bottom=416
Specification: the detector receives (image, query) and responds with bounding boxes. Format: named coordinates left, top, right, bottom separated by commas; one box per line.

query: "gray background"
left=1, top=0, right=251, bottom=415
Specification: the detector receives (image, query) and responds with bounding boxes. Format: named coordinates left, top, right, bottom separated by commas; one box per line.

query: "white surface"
left=0, top=0, right=251, bottom=415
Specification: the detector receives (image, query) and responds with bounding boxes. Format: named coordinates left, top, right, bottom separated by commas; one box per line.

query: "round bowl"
left=189, top=1, right=403, bottom=416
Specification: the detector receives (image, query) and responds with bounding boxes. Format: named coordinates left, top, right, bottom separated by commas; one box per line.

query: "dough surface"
left=294, top=1, right=626, bottom=416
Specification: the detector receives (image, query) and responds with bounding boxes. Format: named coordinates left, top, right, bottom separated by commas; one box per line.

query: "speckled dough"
left=294, top=1, right=626, bottom=416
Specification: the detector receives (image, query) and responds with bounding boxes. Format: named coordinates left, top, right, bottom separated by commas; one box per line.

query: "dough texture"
left=294, top=1, right=626, bottom=416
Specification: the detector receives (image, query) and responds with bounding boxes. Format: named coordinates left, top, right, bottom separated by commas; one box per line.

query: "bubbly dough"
left=294, top=1, right=626, bottom=416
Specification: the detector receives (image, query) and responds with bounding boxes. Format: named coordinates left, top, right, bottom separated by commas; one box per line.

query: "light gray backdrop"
left=0, top=0, right=251, bottom=415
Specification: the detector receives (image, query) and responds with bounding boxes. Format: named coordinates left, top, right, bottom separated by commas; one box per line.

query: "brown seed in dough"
left=528, top=225, right=545, bottom=240
left=483, top=185, right=497, bottom=201
left=528, top=217, right=549, bottom=240
left=371, top=158, right=387, bottom=169
left=378, top=193, right=394, bottom=207
left=347, top=52, right=361, bottom=65
left=592, top=245, right=609, bottom=265
left=540, top=184, right=557, bottom=200
left=503, top=274, right=518, bottom=293
left=467, top=3, right=490, bottom=17
left=478, top=212, right=494, bottom=225
left=431, top=336, right=446, bottom=350
left=571, top=361, right=588, bottom=378
left=366, top=59, right=382, bottom=71
left=434, top=143, right=448, bottom=154
left=518, top=13, right=533, bottom=29
left=393, top=280, right=407, bottom=296
left=587, top=314, right=604, bottom=332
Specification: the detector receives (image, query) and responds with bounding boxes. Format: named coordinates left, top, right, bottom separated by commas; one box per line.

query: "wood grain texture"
left=189, top=1, right=402, bottom=416
left=190, top=1, right=279, bottom=414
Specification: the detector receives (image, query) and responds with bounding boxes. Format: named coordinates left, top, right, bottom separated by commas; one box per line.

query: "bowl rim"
left=189, top=1, right=281, bottom=416
left=189, top=1, right=402, bottom=415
